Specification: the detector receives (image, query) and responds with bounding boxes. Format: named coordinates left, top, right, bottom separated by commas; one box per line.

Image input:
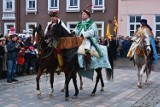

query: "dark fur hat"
left=82, top=9, right=91, bottom=17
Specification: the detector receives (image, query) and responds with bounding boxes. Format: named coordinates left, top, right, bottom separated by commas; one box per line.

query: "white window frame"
left=3, top=0, right=15, bottom=12
left=128, top=15, right=142, bottom=36
left=67, top=21, right=78, bottom=32
left=155, top=15, right=160, bottom=38
left=66, top=0, right=80, bottom=12
left=4, top=22, right=15, bottom=35
left=26, top=0, right=37, bottom=14
left=48, top=0, right=59, bottom=12
left=67, top=21, right=104, bottom=37
left=26, top=22, right=37, bottom=34
left=95, top=21, right=104, bottom=37
left=92, top=0, right=105, bottom=13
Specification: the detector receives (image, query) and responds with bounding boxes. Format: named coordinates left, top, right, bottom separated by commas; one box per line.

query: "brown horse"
left=32, top=24, right=84, bottom=96
left=33, top=24, right=112, bottom=100
left=133, top=35, right=153, bottom=88
left=32, top=24, right=58, bottom=96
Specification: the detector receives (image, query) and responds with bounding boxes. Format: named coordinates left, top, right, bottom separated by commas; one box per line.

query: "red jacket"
left=17, top=50, right=25, bottom=65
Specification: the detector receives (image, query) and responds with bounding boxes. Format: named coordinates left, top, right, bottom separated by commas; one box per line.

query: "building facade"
left=118, top=0, right=160, bottom=38
left=0, top=0, right=117, bottom=37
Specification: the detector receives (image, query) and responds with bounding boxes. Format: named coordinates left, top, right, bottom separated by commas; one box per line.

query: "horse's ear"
left=38, top=24, right=42, bottom=30
left=59, top=21, right=62, bottom=26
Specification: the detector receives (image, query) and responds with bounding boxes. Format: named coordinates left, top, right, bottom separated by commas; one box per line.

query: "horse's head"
left=32, top=24, right=44, bottom=45
left=142, top=30, right=151, bottom=56
left=49, top=21, right=72, bottom=40
left=139, top=32, right=151, bottom=56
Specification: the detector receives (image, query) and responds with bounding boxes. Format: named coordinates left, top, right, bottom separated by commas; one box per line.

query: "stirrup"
left=56, top=66, right=62, bottom=75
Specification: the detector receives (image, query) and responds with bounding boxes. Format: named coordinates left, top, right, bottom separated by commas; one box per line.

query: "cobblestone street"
left=0, top=58, right=160, bottom=107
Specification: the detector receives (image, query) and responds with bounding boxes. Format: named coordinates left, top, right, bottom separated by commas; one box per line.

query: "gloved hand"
left=71, top=31, right=75, bottom=36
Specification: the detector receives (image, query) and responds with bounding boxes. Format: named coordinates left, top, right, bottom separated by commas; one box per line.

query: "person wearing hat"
left=73, top=9, right=110, bottom=70
left=6, top=33, right=19, bottom=83
left=44, top=10, right=71, bottom=73
left=0, top=35, right=5, bottom=78
left=127, top=19, right=158, bottom=64
left=1, top=34, right=8, bottom=76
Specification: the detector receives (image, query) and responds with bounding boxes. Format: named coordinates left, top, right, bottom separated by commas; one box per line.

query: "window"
left=26, top=0, right=37, bottom=14
left=129, top=16, right=141, bottom=36
left=26, top=22, right=37, bottom=34
left=4, top=23, right=15, bottom=35
left=3, top=0, right=15, bottom=12
left=66, top=0, right=80, bottom=12
left=92, top=0, right=105, bottom=13
left=67, top=21, right=78, bottom=32
left=48, top=0, right=59, bottom=12
left=67, top=21, right=104, bottom=37
left=95, top=21, right=104, bottom=37
left=155, top=16, right=160, bottom=37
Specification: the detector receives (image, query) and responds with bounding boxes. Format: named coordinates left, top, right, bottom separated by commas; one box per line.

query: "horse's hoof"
left=48, top=93, right=53, bottom=97
left=145, top=80, right=148, bottom=83
left=72, top=96, right=77, bottom=99
left=90, top=93, right=95, bottom=96
left=36, top=90, right=41, bottom=96
left=100, top=87, right=104, bottom=92
left=61, top=89, right=65, bottom=92
left=137, top=84, right=142, bottom=88
left=79, top=87, right=83, bottom=90
left=65, top=97, right=69, bottom=101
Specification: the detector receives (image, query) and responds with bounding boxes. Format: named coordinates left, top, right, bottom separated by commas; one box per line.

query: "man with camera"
left=7, top=33, right=20, bottom=83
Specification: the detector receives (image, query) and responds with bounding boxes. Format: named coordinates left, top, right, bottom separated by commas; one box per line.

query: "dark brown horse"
left=32, top=24, right=58, bottom=96
left=33, top=23, right=112, bottom=100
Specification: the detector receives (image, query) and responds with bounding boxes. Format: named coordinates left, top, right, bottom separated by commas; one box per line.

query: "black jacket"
left=7, top=41, right=19, bottom=60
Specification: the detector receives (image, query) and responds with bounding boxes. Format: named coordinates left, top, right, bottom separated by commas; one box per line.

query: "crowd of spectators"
left=0, top=28, right=37, bottom=82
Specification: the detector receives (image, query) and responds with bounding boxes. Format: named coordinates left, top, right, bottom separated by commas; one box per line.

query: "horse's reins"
left=35, top=31, right=54, bottom=59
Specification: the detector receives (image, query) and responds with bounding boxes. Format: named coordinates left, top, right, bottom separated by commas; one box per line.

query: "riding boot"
left=84, top=54, right=91, bottom=70
left=56, top=48, right=63, bottom=75
left=130, top=56, right=133, bottom=61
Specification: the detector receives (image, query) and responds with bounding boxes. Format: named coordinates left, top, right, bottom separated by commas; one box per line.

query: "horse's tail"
left=106, top=68, right=114, bottom=81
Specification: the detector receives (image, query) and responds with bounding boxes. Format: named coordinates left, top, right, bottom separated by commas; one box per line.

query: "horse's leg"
left=61, top=72, right=67, bottom=92
left=65, top=71, right=72, bottom=100
left=36, top=67, right=44, bottom=95
left=72, top=72, right=79, bottom=99
left=137, top=66, right=140, bottom=87
left=145, top=64, right=151, bottom=83
left=78, top=73, right=83, bottom=90
left=137, top=64, right=146, bottom=88
left=99, top=69, right=104, bottom=91
left=91, top=68, right=101, bottom=96
left=48, top=68, right=54, bottom=96
left=61, top=83, right=66, bottom=92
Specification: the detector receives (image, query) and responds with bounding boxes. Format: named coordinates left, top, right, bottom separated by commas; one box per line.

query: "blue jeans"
left=7, top=60, right=17, bottom=81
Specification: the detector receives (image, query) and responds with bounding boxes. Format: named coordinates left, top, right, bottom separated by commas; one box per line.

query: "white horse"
left=133, top=28, right=152, bottom=88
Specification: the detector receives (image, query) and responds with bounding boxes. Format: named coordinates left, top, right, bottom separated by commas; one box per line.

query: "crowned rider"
left=44, top=10, right=71, bottom=73
left=73, top=9, right=105, bottom=70
left=127, top=19, right=158, bottom=64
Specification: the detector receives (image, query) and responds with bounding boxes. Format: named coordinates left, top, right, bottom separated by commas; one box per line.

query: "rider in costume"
left=44, top=10, right=71, bottom=73
left=127, top=19, right=158, bottom=64
left=73, top=9, right=106, bottom=70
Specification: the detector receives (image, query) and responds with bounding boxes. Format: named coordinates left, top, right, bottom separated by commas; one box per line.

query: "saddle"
left=57, top=37, right=83, bottom=49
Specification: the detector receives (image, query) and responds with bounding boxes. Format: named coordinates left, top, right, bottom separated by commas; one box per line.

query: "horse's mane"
left=49, top=21, right=72, bottom=40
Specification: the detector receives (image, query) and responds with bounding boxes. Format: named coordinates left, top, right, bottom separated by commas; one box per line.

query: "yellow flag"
left=106, top=23, right=111, bottom=40
left=114, top=16, right=118, bottom=33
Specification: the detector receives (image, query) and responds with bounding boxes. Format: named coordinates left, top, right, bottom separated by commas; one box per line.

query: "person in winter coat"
left=7, top=34, right=19, bottom=83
